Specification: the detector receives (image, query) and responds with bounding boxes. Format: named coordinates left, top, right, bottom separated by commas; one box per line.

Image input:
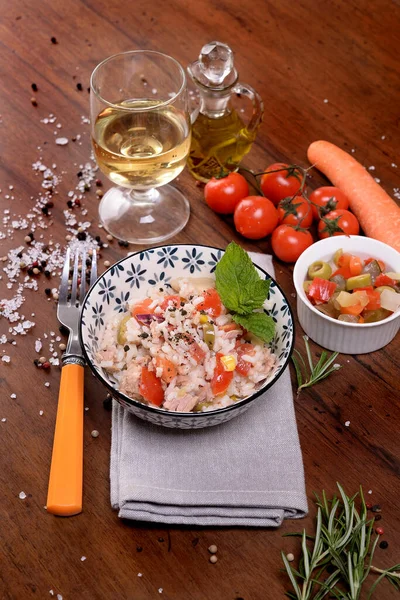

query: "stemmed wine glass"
left=90, top=50, right=191, bottom=244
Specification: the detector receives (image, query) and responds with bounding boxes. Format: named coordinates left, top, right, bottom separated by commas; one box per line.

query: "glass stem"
left=127, top=188, right=159, bottom=205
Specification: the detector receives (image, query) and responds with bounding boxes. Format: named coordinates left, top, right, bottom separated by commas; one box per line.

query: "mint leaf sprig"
left=215, top=242, right=275, bottom=343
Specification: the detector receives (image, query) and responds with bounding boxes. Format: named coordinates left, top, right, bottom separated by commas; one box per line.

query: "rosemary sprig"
left=291, top=335, right=341, bottom=395
left=282, top=484, right=400, bottom=599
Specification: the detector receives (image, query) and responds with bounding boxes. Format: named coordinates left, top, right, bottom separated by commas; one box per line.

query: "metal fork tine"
left=78, top=249, right=87, bottom=306
left=59, top=247, right=71, bottom=304
left=70, top=251, right=80, bottom=306
left=90, top=249, right=97, bottom=287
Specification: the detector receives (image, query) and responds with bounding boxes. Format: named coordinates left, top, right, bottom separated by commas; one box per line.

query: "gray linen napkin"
left=110, top=254, right=308, bottom=526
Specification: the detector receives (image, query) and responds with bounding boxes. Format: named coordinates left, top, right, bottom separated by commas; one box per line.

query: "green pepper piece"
left=117, top=314, right=131, bottom=345
left=193, top=401, right=213, bottom=412
left=202, top=322, right=215, bottom=349
left=346, top=273, right=372, bottom=290
left=308, top=261, right=332, bottom=280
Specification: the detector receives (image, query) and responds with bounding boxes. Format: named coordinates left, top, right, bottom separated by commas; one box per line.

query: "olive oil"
left=187, top=41, right=263, bottom=183
left=187, top=109, right=257, bottom=182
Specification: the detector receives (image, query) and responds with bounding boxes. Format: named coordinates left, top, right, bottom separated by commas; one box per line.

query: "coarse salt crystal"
left=368, top=490, right=372, bottom=494
left=391, top=163, right=397, bottom=168
left=57, top=595, right=63, bottom=600
left=345, top=420, right=350, bottom=427
left=137, top=573, right=143, bottom=577
left=323, top=98, right=328, bottom=103
left=1, top=418, right=6, bottom=423
left=368, top=166, right=375, bottom=171
left=10, top=393, right=16, bottom=399
left=2, top=355, right=11, bottom=363
left=55, top=137, right=68, bottom=146
left=374, top=178, right=381, bottom=183
left=35, top=339, right=42, bottom=353
left=19, top=491, right=27, bottom=499
left=381, top=135, right=386, bottom=140
left=49, top=591, right=54, bottom=597
left=44, top=382, right=50, bottom=387
left=158, top=589, right=163, bottom=594
left=39, top=410, right=44, bottom=416
left=80, top=556, right=86, bottom=561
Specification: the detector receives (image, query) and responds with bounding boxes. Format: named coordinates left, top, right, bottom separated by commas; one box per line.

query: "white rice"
left=96, top=277, right=277, bottom=413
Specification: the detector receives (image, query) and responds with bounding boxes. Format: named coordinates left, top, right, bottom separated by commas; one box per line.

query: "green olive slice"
left=333, top=248, right=343, bottom=266
left=303, top=280, right=313, bottom=293
left=307, top=261, right=332, bottom=280
left=346, top=273, right=372, bottom=291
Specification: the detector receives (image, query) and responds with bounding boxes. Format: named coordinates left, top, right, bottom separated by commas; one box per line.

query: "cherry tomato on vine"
left=277, top=196, right=313, bottom=228
left=318, top=209, right=360, bottom=239
left=234, top=196, right=279, bottom=239
left=309, top=186, right=350, bottom=220
left=204, top=172, right=249, bottom=214
left=260, top=163, right=304, bottom=206
left=271, top=225, right=313, bottom=263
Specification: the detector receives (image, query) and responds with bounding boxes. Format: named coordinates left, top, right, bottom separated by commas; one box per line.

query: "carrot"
left=307, top=141, right=400, bottom=252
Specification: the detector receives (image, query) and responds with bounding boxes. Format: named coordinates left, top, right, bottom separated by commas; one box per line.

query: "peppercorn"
left=118, top=240, right=129, bottom=247
left=42, top=362, right=51, bottom=369
left=42, top=206, right=49, bottom=215
left=95, top=179, right=103, bottom=187
left=31, top=97, right=38, bottom=107
left=95, top=235, right=101, bottom=242
left=136, top=546, right=143, bottom=552
left=32, top=261, right=38, bottom=267
left=77, top=171, right=83, bottom=178
left=77, top=231, right=87, bottom=241
left=375, top=526, right=384, bottom=535
left=158, top=537, right=164, bottom=543
left=45, top=288, right=51, bottom=296
left=379, top=541, right=389, bottom=549
left=209, top=555, right=218, bottom=564
left=75, top=199, right=81, bottom=207
left=44, top=270, right=51, bottom=278
left=208, top=545, right=218, bottom=554
left=96, top=189, right=104, bottom=198
left=31, top=83, right=38, bottom=92
left=24, top=235, right=32, bottom=244
left=41, top=260, right=47, bottom=267
left=84, top=183, right=90, bottom=191
left=76, top=83, right=83, bottom=91
left=366, top=502, right=373, bottom=510
left=374, top=514, right=382, bottom=521
left=372, top=504, right=381, bottom=513
left=67, top=200, right=73, bottom=208
left=33, top=359, right=40, bottom=367
left=51, top=36, right=58, bottom=44
left=17, top=252, right=23, bottom=258
left=87, top=87, right=90, bottom=93
left=27, top=267, right=34, bottom=276
left=32, top=267, right=40, bottom=275
left=46, top=201, right=54, bottom=208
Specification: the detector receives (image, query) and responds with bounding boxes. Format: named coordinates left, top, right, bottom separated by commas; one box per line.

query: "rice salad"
left=96, top=277, right=277, bottom=413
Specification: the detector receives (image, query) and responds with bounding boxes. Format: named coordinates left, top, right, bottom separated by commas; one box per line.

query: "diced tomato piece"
left=139, top=366, right=164, bottom=406
left=308, top=278, right=338, bottom=303
left=155, top=357, right=177, bottom=383
left=375, top=273, right=396, bottom=287
left=160, top=295, right=181, bottom=311
left=211, top=353, right=234, bottom=395
left=131, top=297, right=154, bottom=318
left=331, top=266, right=352, bottom=279
left=365, top=257, right=385, bottom=271
left=349, top=255, right=363, bottom=276
left=196, top=288, right=222, bottom=318
left=189, top=340, right=206, bottom=364
left=235, top=342, right=256, bottom=376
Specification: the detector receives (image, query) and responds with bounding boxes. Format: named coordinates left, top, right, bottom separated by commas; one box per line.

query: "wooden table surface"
left=1, top=0, right=400, bottom=598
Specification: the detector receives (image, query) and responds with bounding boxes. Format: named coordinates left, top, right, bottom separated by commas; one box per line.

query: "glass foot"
left=98, top=185, right=190, bottom=245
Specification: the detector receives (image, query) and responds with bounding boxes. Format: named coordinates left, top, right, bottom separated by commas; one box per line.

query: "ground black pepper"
left=76, top=83, right=83, bottom=91
left=51, top=36, right=58, bottom=44
left=31, top=83, right=38, bottom=92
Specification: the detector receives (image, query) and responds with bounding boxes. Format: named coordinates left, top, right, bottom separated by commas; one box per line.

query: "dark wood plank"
left=1, top=0, right=400, bottom=598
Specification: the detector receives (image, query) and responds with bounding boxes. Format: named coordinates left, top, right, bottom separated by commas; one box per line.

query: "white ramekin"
left=293, top=235, right=400, bottom=354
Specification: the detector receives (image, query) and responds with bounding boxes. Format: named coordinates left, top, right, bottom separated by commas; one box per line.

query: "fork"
left=46, top=247, right=97, bottom=516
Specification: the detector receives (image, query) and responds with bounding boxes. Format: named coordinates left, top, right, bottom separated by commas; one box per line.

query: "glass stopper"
left=199, top=42, right=234, bottom=86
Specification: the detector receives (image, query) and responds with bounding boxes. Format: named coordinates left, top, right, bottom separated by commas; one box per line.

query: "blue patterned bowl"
left=80, top=244, right=294, bottom=429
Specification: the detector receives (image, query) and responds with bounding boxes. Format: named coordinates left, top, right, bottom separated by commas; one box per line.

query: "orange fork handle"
left=46, top=363, right=84, bottom=516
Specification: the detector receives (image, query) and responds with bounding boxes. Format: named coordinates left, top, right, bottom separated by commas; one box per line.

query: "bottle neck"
left=199, top=88, right=231, bottom=118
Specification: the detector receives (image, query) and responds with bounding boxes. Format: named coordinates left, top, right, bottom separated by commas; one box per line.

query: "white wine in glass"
left=90, top=51, right=191, bottom=244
